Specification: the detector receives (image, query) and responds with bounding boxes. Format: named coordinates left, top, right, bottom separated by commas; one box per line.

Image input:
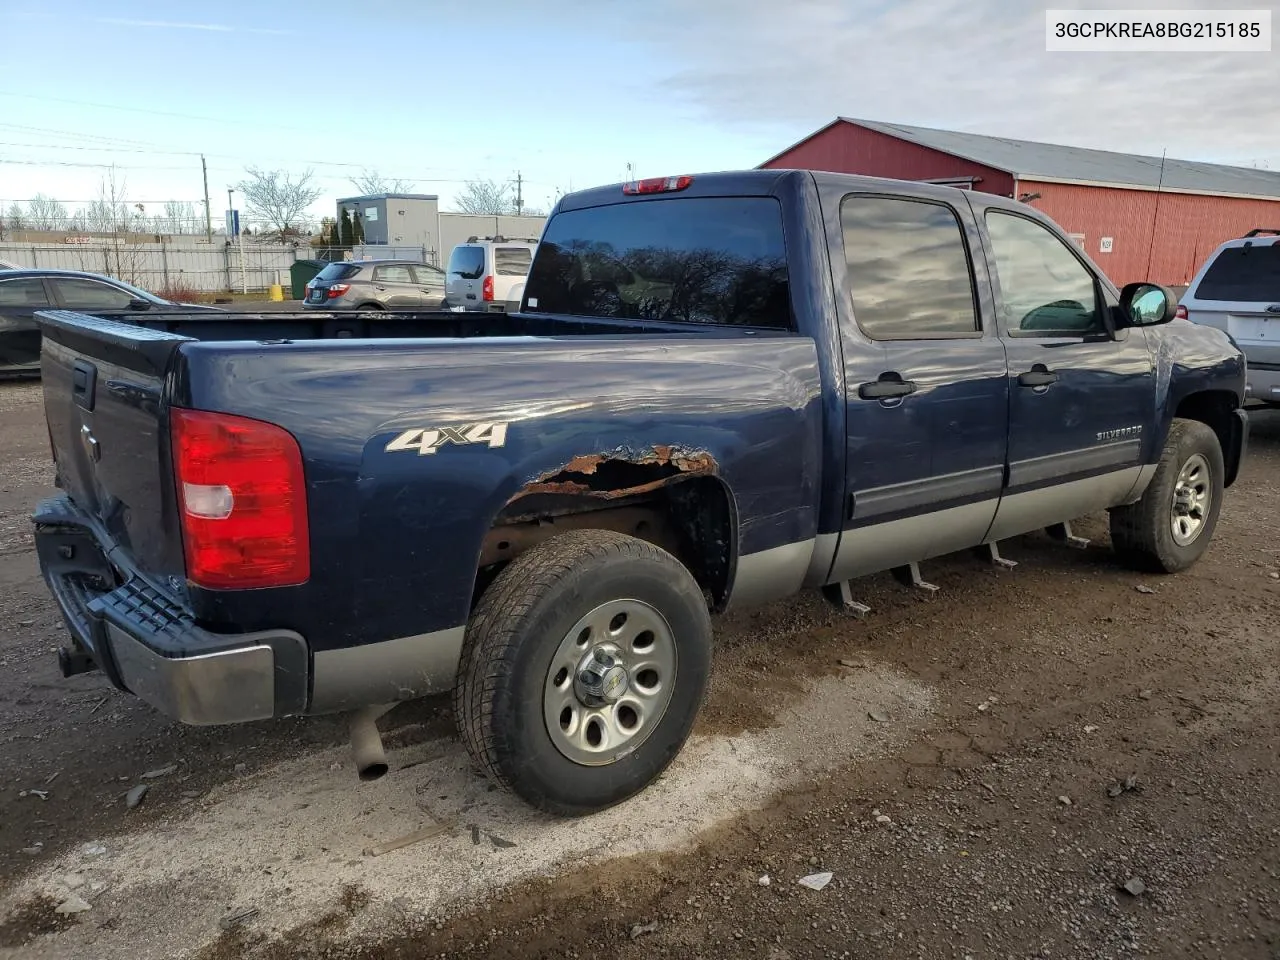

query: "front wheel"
left=453, top=530, right=712, bottom=816
left=1109, top=418, right=1225, bottom=573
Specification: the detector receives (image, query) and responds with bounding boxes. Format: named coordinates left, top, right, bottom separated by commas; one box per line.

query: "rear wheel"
left=454, top=530, right=712, bottom=816
left=1110, top=418, right=1224, bottom=573
left=355, top=302, right=385, bottom=311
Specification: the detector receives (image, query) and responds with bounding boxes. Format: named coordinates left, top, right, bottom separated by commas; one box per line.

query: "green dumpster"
left=290, top=259, right=328, bottom=301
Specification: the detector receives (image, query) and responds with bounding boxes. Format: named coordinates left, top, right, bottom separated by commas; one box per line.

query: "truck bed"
left=87, top=308, right=791, bottom=343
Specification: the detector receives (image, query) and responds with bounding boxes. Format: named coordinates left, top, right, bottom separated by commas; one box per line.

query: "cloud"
left=94, top=18, right=292, bottom=36
left=582, top=0, right=1279, bottom=166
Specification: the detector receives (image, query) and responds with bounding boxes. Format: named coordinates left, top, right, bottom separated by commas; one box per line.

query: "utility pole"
left=227, top=187, right=246, bottom=295
left=514, top=171, right=523, bottom=216
left=201, top=155, right=212, bottom=242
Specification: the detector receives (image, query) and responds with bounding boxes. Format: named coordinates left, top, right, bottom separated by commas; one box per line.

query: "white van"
left=445, top=237, right=538, bottom=313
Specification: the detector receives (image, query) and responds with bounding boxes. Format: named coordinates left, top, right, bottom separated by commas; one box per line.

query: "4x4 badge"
left=384, top=422, right=509, bottom=456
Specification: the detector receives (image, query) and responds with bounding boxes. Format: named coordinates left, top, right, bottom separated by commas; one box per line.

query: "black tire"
left=354, top=302, right=385, bottom=311
left=453, top=530, right=712, bottom=816
left=1110, top=418, right=1224, bottom=573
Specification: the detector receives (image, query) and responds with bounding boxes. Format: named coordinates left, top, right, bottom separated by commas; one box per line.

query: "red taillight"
left=482, top=275, right=494, bottom=302
left=171, top=408, right=309, bottom=589
left=326, top=283, right=349, bottom=299
left=622, top=175, right=694, bottom=195
left=1175, top=304, right=1188, bottom=320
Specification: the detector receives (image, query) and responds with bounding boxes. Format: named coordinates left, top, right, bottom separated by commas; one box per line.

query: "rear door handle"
left=858, top=375, right=917, bottom=400
left=1017, top=368, right=1059, bottom=388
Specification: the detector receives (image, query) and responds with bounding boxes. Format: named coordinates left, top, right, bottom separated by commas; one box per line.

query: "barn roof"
left=768, top=118, right=1280, bottom=200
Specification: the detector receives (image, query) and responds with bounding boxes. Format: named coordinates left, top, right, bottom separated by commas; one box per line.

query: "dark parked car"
left=32, top=170, right=1247, bottom=816
left=301, top=259, right=447, bottom=311
left=0, top=269, right=222, bottom=375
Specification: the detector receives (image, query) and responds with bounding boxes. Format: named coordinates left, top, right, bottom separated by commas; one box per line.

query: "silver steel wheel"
left=1170, top=452, right=1212, bottom=546
left=543, top=599, right=678, bottom=767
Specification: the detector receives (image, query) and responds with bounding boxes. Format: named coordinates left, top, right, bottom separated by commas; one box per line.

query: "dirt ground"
left=1, top=377, right=1278, bottom=960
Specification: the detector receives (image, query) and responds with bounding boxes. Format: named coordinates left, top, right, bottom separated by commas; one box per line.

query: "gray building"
left=339, top=192, right=547, bottom=267
left=336, top=193, right=441, bottom=252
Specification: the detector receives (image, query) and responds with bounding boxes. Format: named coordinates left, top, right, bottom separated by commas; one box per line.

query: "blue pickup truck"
left=32, top=170, right=1247, bottom=815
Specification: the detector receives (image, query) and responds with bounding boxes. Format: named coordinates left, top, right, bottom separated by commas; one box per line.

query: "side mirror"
left=127, top=298, right=152, bottom=311
left=1118, top=282, right=1177, bottom=327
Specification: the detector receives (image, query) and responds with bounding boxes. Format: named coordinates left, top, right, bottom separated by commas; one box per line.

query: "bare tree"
left=453, top=179, right=516, bottom=216
left=27, top=195, right=69, bottom=231
left=349, top=169, right=413, bottom=195
left=152, top=200, right=199, bottom=235
left=239, top=167, right=321, bottom=242
left=5, top=203, right=25, bottom=232
left=91, top=169, right=146, bottom=285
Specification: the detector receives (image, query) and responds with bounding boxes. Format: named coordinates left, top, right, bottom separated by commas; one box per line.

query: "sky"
left=1, top=0, right=1277, bottom=231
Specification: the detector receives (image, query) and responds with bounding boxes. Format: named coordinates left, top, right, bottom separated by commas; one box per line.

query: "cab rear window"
left=523, top=197, right=791, bottom=329
left=1193, top=243, right=1280, bottom=301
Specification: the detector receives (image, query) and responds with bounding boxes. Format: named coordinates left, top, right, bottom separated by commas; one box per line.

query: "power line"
left=0, top=158, right=204, bottom=171
left=0, top=89, right=314, bottom=133
left=0, top=122, right=561, bottom=183
left=0, top=140, right=200, bottom=155
left=0, top=122, right=176, bottom=149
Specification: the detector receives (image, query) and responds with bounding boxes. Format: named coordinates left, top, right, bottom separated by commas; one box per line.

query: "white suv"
left=1179, top=228, right=1280, bottom=406
left=445, top=237, right=537, bottom=313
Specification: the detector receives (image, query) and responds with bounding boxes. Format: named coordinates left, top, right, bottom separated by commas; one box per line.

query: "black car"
left=0, top=269, right=223, bottom=375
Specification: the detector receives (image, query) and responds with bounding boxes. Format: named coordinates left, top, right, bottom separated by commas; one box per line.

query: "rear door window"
left=1193, top=244, right=1280, bottom=301
left=523, top=197, right=791, bottom=328
left=373, top=265, right=414, bottom=283
left=494, top=246, right=533, bottom=276
left=448, top=246, right=486, bottom=279
left=840, top=195, right=979, bottom=340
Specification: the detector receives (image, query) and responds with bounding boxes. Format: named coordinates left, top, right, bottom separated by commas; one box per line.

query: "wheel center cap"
left=575, top=646, right=629, bottom=706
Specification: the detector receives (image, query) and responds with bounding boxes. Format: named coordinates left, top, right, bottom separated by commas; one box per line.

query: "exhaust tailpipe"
left=349, top=703, right=396, bottom=781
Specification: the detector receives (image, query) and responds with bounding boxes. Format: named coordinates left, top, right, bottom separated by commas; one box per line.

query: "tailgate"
left=1226, top=311, right=1280, bottom=364
left=36, top=309, right=193, bottom=583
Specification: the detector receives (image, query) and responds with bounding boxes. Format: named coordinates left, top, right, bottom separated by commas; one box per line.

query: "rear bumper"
left=1245, top=362, right=1280, bottom=403
left=33, top=494, right=307, bottom=725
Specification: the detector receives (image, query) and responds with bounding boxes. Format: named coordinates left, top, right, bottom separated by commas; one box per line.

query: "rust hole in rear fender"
left=509, top=445, right=718, bottom=503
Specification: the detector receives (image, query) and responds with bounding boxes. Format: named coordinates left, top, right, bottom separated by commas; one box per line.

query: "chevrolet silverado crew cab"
left=33, top=170, right=1247, bottom=816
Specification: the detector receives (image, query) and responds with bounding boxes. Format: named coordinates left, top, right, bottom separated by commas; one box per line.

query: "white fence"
left=0, top=240, right=302, bottom=293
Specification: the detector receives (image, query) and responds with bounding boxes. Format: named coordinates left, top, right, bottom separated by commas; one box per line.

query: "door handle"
left=858, top=375, right=918, bottom=400
left=1017, top=368, right=1059, bottom=388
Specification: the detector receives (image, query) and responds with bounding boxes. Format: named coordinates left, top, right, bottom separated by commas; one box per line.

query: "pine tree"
left=352, top=211, right=364, bottom=244
left=339, top=208, right=353, bottom=246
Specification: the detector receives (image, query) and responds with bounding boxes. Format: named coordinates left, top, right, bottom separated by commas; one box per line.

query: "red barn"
left=759, top=118, right=1280, bottom=287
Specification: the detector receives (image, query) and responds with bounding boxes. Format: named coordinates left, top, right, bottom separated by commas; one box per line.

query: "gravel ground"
left=0, top=378, right=1277, bottom=960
